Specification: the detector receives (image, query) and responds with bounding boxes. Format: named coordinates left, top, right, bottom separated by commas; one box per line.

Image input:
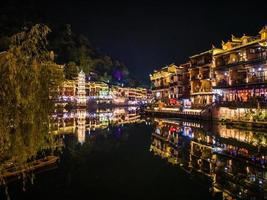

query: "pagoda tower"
left=76, top=70, right=87, bottom=106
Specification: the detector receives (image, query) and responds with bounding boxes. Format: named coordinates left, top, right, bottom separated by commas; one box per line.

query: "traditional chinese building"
left=189, top=49, right=215, bottom=107
left=115, top=87, right=148, bottom=104
left=213, top=26, right=267, bottom=106
left=150, top=63, right=190, bottom=104
left=87, top=82, right=111, bottom=100
left=59, top=77, right=147, bottom=105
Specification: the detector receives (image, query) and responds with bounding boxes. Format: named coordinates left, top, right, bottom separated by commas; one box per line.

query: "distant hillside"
left=0, top=1, right=141, bottom=87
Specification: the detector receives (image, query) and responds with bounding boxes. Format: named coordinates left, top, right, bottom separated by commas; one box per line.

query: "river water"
left=1, top=107, right=267, bottom=200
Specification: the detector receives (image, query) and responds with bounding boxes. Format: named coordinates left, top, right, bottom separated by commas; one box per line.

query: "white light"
left=258, top=67, right=262, bottom=71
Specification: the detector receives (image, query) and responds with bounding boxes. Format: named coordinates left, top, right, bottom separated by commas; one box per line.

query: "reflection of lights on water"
left=246, top=166, right=250, bottom=173
left=114, top=127, right=123, bottom=139
left=128, top=106, right=138, bottom=111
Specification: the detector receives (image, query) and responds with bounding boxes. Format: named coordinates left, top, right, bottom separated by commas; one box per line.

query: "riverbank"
left=144, top=108, right=211, bottom=121
left=145, top=107, right=267, bottom=128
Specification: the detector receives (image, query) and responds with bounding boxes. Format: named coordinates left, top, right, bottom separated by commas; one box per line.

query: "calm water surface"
left=1, top=107, right=267, bottom=200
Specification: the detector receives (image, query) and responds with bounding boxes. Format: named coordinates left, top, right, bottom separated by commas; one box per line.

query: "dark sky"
left=4, top=1, right=267, bottom=84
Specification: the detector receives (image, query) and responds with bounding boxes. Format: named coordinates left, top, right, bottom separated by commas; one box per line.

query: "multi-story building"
left=189, top=49, right=215, bottom=107
left=60, top=80, right=111, bottom=101
left=59, top=78, right=147, bottom=105
left=150, top=63, right=190, bottom=104
left=87, top=82, right=111, bottom=100
left=213, top=26, right=267, bottom=105
left=120, top=87, right=148, bottom=103
left=188, top=26, right=267, bottom=111
left=111, top=86, right=148, bottom=105
left=148, top=26, right=267, bottom=122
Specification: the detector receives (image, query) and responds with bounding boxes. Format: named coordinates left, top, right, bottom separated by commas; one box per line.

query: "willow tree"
left=0, top=24, right=63, bottom=167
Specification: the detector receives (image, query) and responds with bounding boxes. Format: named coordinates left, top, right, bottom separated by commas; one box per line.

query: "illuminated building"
left=213, top=26, right=267, bottom=106
left=112, top=86, right=148, bottom=105
left=148, top=26, right=267, bottom=120
left=189, top=49, right=216, bottom=107
left=60, top=80, right=76, bottom=98
left=149, top=63, right=190, bottom=104
left=59, top=79, right=147, bottom=105
left=188, top=26, right=267, bottom=110
left=87, top=81, right=111, bottom=100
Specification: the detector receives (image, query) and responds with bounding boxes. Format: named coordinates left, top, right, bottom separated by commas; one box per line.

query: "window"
left=178, top=75, right=182, bottom=81
left=250, top=49, right=255, bottom=54
left=178, top=87, right=183, bottom=94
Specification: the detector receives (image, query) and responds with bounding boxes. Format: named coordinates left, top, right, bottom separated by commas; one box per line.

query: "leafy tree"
left=0, top=24, right=63, bottom=167
left=64, top=61, right=78, bottom=80
left=100, top=72, right=112, bottom=82
left=49, top=25, right=132, bottom=83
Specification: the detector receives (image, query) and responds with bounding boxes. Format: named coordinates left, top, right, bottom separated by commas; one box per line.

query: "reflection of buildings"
left=76, top=109, right=86, bottom=144
left=150, top=118, right=267, bottom=199
left=54, top=107, right=144, bottom=142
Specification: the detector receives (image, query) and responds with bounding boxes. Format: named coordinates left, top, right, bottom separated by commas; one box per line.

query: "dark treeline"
left=0, top=1, right=141, bottom=87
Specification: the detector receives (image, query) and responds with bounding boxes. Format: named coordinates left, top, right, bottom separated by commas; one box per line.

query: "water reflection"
left=0, top=107, right=143, bottom=199
left=150, top=118, right=267, bottom=199
left=53, top=107, right=143, bottom=143
left=2, top=108, right=267, bottom=200
left=0, top=111, right=63, bottom=199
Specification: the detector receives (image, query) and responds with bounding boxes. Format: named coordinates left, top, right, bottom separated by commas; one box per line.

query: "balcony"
left=215, top=56, right=267, bottom=70
left=151, top=84, right=170, bottom=90
left=214, top=76, right=267, bottom=89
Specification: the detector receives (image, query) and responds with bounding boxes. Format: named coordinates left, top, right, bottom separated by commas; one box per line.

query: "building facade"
left=189, top=49, right=215, bottom=107
left=213, top=27, right=267, bottom=105
left=150, top=63, right=190, bottom=104
left=59, top=78, right=147, bottom=105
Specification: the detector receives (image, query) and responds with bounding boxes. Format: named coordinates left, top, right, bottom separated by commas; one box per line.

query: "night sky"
left=4, top=1, right=267, bottom=84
